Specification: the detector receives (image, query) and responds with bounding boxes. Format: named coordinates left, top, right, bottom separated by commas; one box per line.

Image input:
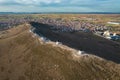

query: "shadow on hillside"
left=30, top=22, right=120, bottom=63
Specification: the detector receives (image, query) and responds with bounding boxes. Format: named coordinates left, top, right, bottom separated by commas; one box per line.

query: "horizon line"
left=0, top=12, right=120, bottom=14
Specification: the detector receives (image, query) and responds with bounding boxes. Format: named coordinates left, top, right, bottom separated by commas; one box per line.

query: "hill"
left=0, top=24, right=120, bottom=80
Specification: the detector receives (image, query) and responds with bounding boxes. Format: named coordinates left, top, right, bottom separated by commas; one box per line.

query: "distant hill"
left=0, top=24, right=120, bottom=80
left=0, top=12, right=120, bottom=14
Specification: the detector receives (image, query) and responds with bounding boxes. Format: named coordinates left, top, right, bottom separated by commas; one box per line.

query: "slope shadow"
left=30, top=22, right=120, bottom=63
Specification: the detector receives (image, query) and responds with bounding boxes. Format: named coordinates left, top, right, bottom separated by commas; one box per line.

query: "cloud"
left=0, top=0, right=120, bottom=12
left=0, top=0, right=62, bottom=5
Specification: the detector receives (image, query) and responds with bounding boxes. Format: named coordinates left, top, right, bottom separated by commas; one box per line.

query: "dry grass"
left=0, top=24, right=120, bottom=80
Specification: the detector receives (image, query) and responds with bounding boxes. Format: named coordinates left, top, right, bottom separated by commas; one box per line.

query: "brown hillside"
left=0, top=24, right=120, bottom=80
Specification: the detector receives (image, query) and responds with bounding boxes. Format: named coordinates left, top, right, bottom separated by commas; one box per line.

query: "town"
left=0, top=14, right=120, bottom=42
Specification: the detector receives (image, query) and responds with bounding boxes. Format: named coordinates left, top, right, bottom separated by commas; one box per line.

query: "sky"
left=0, top=0, right=120, bottom=12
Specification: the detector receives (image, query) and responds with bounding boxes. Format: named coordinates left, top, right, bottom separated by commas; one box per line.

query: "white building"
left=107, top=22, right=120, bottom=25
left=103, top=31, right=111, bottom=39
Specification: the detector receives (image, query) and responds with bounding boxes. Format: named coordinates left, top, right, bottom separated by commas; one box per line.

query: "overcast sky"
left=0, top=0, right=120, bottom=12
